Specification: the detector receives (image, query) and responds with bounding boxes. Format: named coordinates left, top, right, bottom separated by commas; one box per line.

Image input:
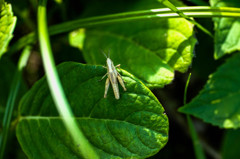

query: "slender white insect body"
left=102, top=55, right=127, bottom=100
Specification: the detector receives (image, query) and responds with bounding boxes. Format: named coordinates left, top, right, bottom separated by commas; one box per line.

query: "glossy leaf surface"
left=17, top=62, right=169, bottom=159
left=0, top=3, right=16, bottom=58
left=179, top=53, right=240, bottom=129
left=210, top=0, right=240, bottom=59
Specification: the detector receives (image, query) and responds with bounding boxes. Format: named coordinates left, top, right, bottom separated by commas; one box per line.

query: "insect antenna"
left=107, top=49, right=111, bottom=58
left=100, top=49, right=108, bottom=59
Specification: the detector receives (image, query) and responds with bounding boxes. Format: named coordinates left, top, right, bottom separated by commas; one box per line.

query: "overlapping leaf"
left=179, top=53, right=240, bottom=129
left=0, top=3, right=17, bottom=58
left=16, top=62, right=169, bottom=159
left=70, top=0, right=197, bottom=88
left=210, top=0, right=240, bottom=59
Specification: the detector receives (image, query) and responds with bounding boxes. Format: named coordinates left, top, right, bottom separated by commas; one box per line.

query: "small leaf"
left=179, top=53, right=240, bottom=129
left=69, top=28, right=85, bottom=50
left=210, top=0, right=240, bottom=59
left=0, top=3, right=17, bottom=58
left=16, top=62, right=169, bottom=159
left=70, top=0, right=197, bottom=88
left=222, top=129, right=240, bottom=159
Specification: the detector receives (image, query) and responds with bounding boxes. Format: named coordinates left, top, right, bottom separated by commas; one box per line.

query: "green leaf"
left=69, top=28, right=85, bottom=50
left=222, top=129, right=240, bottom=159
left=0, top=2, right=17, bottom=58
left=179, top=53, right=240, bottom=129
left=210, top=0, right=240, bottom=59
left=70, top=0, right=197, bottom=88
left=16, top=62, right=169, bottom=159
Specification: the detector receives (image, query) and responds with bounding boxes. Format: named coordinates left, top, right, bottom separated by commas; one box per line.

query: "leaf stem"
left=37, top=0, right=98, bottom=158
left=8, top=6, right=240, bottom=55
left=184, top=73, right=191, bottom=105
left=184, top=73, right=206, bottom=159
left=0, top=46, right=31, bottom=159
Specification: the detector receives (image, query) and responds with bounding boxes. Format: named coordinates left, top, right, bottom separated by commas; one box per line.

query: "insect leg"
left=99, top=73, right=108, bottom=81
left=115, top=64, right=121, bottom=68
left=104, top=77, right=110, bottom=98
left=117, top=73, right=127, bottom=91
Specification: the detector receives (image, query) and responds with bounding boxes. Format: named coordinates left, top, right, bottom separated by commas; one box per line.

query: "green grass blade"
left=37, top=0, right=98, bottom=158
left=7, top=6, right=240, bottom=55
left=158, top=0, right=213, bottom=37
left=0, top=46, right=31, bottom=159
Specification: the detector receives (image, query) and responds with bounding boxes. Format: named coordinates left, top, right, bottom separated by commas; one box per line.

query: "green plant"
left=1, top=0, right=240, bottom=158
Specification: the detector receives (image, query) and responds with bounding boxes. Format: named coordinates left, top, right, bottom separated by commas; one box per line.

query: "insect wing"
left=108, top=72, right=120, bottom=99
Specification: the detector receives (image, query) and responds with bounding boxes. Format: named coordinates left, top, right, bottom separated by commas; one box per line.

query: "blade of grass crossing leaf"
left=158, top=0, right=213, bottom=37
left=0, top=46, right=31, bottom=159
left=184, top=73, right=206, bottom=159
left=37, top=0, right=98, bottom=158
left=8, top=6, right=240, bottom=55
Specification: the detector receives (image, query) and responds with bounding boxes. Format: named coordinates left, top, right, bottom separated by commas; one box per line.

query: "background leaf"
left=179, top=53, right=240, bottom=129
left=69, top=0, right=197, bottom=88
left=16, top=62, right=169, bottom=159
left=222, top=129, right=240, bottom=159
left=0, top=2, right=17, bottom=58
left=210, top=0, right=240, bottom=59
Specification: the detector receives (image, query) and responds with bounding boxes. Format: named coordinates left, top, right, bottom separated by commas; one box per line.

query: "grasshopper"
left=100, top=52, right=127, bottom=99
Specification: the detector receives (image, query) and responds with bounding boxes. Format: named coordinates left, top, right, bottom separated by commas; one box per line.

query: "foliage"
left=70, top=0, right=196, bottom=88
left=17, top=62, right=168, bottom=159
left=1, top=0, right=240, bottom=159
left=179, top=52, right=240, bottom=129
left=0, top=2, right=16, bottom=58
left=210, top=0, right=240, bottom=59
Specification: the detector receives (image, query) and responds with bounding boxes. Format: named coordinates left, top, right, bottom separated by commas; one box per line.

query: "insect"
left=100, top=52, right=127, bottom=99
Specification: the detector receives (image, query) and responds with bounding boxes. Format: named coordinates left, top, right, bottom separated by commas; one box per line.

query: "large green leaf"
left=16, top=62, right=169, bottom=159
left=0, top=2, right=17, bottom=58
left=222, top=129, right=240, bottom=159
left=179, top=53, right=240, bottom=129
left=70, top=0, right=197, bottom=88
left=210, top=0, right=240, bottom=59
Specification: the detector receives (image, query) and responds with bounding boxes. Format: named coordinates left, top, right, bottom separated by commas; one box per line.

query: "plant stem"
left=37, top=0, right=98, bottom=158
left=184, top=73, right=192, bottom=105
left=159, top=0, right=213, bottom=37
left=187, top=116, right=206, bottom=159
left=8, top=6, right=240, bottom=55
left=184, top=73, right=206, bottom=159
left=0, top=46, right=31, bottom=159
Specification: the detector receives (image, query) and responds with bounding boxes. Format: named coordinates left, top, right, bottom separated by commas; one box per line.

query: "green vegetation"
left=1, top=0, right=240, bottom=158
